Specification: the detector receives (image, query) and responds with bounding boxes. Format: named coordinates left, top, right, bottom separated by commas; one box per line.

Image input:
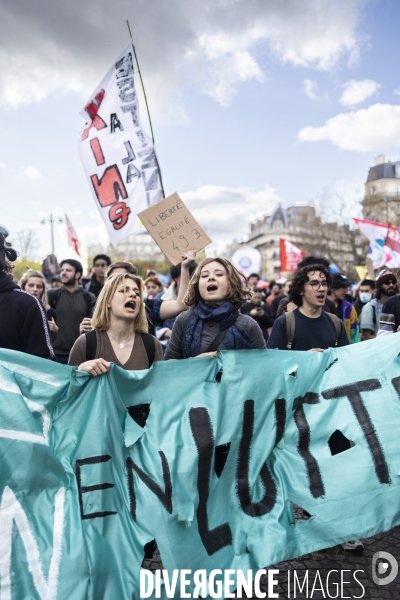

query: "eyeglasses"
left=385, top=281, right=397, bottom=286
left=305, top=281, right=329, bottom=291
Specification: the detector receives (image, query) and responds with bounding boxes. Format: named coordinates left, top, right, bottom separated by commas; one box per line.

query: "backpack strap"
left=395, top=296, right=400, bottom=329
left=372, top=304, right=376, bottom=326
left=206, top=329, right=226, bottom=353
left=85, top=330, right=97, bottom=361
left=48, top=287, right=62, bottom=310
left=140, top=333, right=156, bottom=367
left=82, top=289, right=95, bottom=317
left=285, top=310, right=296, bottom=350
left=327, top=313, right=342, bottom=346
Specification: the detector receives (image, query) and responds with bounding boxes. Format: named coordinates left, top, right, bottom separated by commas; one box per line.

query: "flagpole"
left=126, top=20, right=166, bottom=199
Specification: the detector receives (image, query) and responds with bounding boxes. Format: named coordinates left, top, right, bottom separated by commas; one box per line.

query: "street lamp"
left=40, top=214, right=63, bottom=255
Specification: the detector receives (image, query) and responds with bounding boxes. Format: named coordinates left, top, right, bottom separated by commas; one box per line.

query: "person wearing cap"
left=376, top=271, right=400, bottom=337
left=360, top=271, right=397, bottom=339
left=329, top=273, right=360, bottom=344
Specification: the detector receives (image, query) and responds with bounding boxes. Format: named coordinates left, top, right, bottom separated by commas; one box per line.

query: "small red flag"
left=280, top=238, right=305, bottom=272
left=65, top=214, right=81, bottom=256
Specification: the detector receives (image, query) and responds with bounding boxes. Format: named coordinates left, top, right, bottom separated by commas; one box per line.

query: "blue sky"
left=0, top=0, right=399, bottom=264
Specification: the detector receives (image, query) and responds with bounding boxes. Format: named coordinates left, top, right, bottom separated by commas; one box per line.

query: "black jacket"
left=0, top=272, right=55, bottom=359
left=240, top=301, right=273, bottom=341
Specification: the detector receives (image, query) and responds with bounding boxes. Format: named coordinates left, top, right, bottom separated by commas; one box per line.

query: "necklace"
left=109, top=333, right=134, bottom=349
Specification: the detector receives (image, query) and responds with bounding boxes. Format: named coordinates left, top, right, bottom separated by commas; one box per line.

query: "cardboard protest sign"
left=138, top=192, right=212, bottom=264
left=2, top=336, right=400, bottom=598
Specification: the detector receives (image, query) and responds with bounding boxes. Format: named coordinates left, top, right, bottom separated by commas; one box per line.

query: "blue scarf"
left=182, top=300, right=253, bottom=358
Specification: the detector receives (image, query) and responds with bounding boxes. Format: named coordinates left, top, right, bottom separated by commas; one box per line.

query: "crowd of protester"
left=2, top=230, right=400, bottom=553
left=2, top=230, right=399, bottom=362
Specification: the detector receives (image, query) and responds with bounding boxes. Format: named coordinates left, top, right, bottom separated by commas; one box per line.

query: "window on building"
left=397, top=184, right=400, bottom=198
left=371, top=186, right=376, bottom=195
left=395, top=164, right=400, bottom=178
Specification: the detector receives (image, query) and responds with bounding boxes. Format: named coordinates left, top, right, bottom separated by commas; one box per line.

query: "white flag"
left=78, top=45, right=163, bottom=246
left=353, top=218, right=388, bottom=269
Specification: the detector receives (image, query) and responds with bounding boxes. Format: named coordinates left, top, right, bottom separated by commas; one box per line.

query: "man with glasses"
left=361, top=270, right=397, bottom=339
left=267, top=264, right=363, bottom=553
left=267, top=264, right=348, bottom=351
left=376, top=270, right=400, bottom=337
left=329, top=273, right=360, bottom=344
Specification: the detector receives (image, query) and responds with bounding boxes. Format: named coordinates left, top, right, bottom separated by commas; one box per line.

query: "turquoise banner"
left=1, top=336, right=400, bottom=599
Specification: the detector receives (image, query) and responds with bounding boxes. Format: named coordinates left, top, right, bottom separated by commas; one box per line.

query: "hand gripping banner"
left=1, top=336, right=400, bottom=598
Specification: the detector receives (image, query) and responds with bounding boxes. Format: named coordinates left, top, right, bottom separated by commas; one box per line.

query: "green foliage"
left=11, top=258, right=43, bottom=282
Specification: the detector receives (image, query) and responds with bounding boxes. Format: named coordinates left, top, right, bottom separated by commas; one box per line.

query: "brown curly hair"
left=183, top=257, right=251, bottom=308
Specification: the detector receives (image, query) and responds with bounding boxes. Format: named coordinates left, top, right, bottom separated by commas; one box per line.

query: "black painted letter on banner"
left=322, top=379, right=390, bottom=484
left=293, top=393, right=325, bottom=499
left=75, top=455, right=117, bottom=520
left=189, top=407, right=232, bottom=555
left=236, top=400, right=277, bottom=517
left=126, top=451, right=172, bottom=521
left=274, top=398, right=286, bottom=447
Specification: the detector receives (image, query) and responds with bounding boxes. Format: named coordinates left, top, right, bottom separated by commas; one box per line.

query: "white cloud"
left=340, top=79, right=381, bottom=106
left=29, top=200, right=41, bottom=207
left=311, top=178, right=363, bottom=225
left=0, top=163, right=5, bottom=168
left=0, top=0, right=366, bottom=111
left=303, top=79, right=318, bottom=100
left=298, top=103, right=400, bottom=152
left=23, top=166, right=42, bottom=179
left=181, top=183, right=283, bottom=254
left=199, top=31, right=265, bottom=106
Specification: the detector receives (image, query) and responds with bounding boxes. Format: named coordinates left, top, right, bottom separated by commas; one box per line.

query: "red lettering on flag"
left=90, top=165, right=128, bottom=208
left=85, top=90, right=105, bottom=119
left=109, top=202, right=131, bottom=230
left=90, top=138, right=105, bottom=166
left=81, top=115, right=107, bottom=141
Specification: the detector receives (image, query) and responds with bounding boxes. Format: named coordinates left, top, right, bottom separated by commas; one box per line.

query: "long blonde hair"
left=92, top=273, right=148, bottom=333
left=184, top=257, right=251, bottom=308
left=19, top=270, right=49, bottom=309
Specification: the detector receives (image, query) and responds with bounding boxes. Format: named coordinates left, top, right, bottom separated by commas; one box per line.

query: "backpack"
left=84, top=330, right=156, bottom=366
left=395, top=296, right=400, bottom=329
left=285, top=310, right=342, bottom=350
left=48, top=287, right=94, bottom=317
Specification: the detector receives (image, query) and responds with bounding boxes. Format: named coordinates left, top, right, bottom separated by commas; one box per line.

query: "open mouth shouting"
left=316, top=292, right=325, bottom=302
left=125, top=300, right=137, bottom=312
left=206, top=284, right=218, bottom=293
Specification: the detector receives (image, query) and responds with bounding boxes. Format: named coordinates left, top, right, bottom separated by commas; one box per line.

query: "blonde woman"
left=19, top=269, right=59, bottom=341
left=164, top=257, right=266, bottom=360
left=69, top=273, right=163, bottom=374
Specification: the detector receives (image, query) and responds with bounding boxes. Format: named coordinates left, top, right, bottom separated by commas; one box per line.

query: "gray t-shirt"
left=164, top=309, right=266, bottom=359
left=360, top=298, right=383, bottom=336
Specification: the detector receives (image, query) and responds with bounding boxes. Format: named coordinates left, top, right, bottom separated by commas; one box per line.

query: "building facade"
left=242, top=205, right=360, bottom=280
left=362, top=154, right=400, bottom=225
left=88, top=232, right=166, bottom=265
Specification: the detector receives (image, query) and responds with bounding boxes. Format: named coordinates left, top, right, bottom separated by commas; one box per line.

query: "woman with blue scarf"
left=164, top=257, right=266, bottom=359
